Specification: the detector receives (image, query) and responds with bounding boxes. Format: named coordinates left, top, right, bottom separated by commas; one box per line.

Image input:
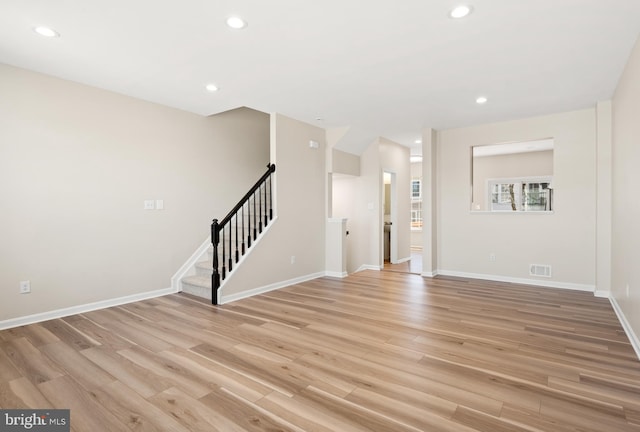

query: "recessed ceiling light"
left=226, top=16, right=247, bottom=29
left=414, top=139, right=422, bottom=144
left=410, top=156, right=423, bottom=163
left=34, top=26, right=59, bottom=38
left=449, top=5, right=473, bottom=19
left=205, top=84, right=219, bottom=92
left=476, top=96, right=488, bottom=104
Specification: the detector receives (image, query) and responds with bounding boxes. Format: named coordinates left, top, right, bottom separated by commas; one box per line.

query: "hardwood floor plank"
left=0, top=377, right=52, bottom=409
left=40, top=341, right=116, bottom=390
left=38, top=376, right=128, bottom=431
left=81, top=346, right=173, bottom=399
left=117, top=346, right=213, bottom=398
left=149, top=387, right=244, bottom=432
left=39, top=319, right=98, bottom=351
left=91, top=381, right=189, bottom=432
left=1, top=337, right=65, bottom=386
left=61, top=315, right=133, bottom=351
left=162, top=348, right=274, bottom=402
left=199, top=387, right=302, bottom=432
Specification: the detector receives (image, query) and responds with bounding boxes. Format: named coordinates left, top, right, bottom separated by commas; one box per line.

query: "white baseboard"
left=0, top=286, right=177, bottom=330
left=436, top=270, right=595, bottom=292
left=422, top=271, right=438, bottom=277
left=325, top=271, right=348, bottom=278
left=220, top=272, right=325, bottom=304
left=594, top=289, right=610, bottom=298
left=355, top=264, right=382, bottom=273
left=608, top=295, right=640, bottom=360
left=171, top=237, right=211, bottom=292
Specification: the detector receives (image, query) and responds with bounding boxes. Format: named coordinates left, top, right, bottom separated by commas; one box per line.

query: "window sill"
left=470, top=211, right=554, bottom=215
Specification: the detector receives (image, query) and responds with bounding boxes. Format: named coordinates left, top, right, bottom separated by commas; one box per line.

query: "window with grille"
left=488, top=177, right=553, bottom=211
left=411, top=179, right=423, bottom=228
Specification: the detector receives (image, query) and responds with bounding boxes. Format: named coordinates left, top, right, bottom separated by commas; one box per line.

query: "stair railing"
left=211, top=163, right=276, bottom=304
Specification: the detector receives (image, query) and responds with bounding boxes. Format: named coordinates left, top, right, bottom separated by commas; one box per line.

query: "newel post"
left=211, top=219, right=220, bottom=305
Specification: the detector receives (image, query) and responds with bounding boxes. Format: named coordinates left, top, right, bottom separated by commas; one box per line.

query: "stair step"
left=196, top=260, right=213, bottom=270
left=181, top=275, right=212, bottom=300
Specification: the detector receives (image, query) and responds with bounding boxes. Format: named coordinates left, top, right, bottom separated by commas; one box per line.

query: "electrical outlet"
left=144, top=200, right=155, bottom=210
left=20, top=280, right=31, bottom=294
left=291, top=255, right=296, bottom=264
left=489, top=253, right=496, bottom=262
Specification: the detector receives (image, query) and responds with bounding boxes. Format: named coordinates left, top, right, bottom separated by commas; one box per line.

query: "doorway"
left=382, top=171, right=397, bottom=264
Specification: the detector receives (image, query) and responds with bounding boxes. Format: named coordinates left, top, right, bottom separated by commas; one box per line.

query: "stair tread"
left=181, top=275, right=211, bottom=288
left=195, top=260, right=213, bottom=270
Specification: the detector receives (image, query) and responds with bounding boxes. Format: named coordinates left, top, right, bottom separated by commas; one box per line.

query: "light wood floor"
left=1, top=271, right=640, bottom=431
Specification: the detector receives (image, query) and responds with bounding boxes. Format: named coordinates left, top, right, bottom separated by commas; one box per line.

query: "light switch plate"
left=156, top=199, right=164, bottom=210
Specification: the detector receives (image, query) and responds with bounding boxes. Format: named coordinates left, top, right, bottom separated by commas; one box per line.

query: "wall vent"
left=530, top=264, right=552, bottom=277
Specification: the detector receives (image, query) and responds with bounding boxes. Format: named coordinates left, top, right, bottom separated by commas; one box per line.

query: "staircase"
left=180, top=247, right=216, bottom=300
left=179, top=164, right=276, bottom=304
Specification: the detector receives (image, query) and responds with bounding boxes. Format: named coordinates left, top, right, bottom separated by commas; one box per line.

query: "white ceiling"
left=1, top=1, right=639, bottom=156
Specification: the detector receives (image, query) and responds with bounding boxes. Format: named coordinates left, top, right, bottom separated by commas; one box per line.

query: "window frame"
left=486, top=176, right=553, bottom=212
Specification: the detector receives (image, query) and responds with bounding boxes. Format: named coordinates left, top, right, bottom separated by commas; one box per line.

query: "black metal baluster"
left=234, top=213, right=239, bottom=263
left=263, top=181, right=269, bottom=227
left=221, top=226, right=226, bottom=280
left=258, top=183, right=263, bottom=233
left=268, top=171, right=273, bottom=220
left=211, top=219, right=220, bottom=305
left=253, top=192, right=257, bottom=240
left=247, top=197, right=252, bottom=248
left=241, top=205, right=246, bottom=255
left=228, top=223, right=233, bottom=271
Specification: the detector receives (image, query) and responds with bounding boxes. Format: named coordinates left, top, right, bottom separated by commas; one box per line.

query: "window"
left=411, top=179, right=423, bottom=228
left=488, top=177, right=553, bottom=211
left=411, top=179, right=421, bottom=199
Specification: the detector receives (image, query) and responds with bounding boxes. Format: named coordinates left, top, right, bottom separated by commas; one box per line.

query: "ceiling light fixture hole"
left=226, top=16, right=247, bottom=29
left=449, top=5, right=473, bottom=19
left=34, top=26, right=59, bottom=38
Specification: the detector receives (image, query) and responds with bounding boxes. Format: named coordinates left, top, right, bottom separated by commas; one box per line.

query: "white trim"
left=436, top=270, right=595, bottom=292
left=325, top=271, right=348, bottom=278
left=594, top=290, right=610, bottom=298
left=355, top=264, right=382, bottom=273
left=220, top=272, right=325, bottom=304
left=608, top=295, right=640, bottom=360
left=422, top=271, right=438, bottom=277
left=0, top=286, right=176, bottom=330
left=171, top=237, right=211, bottom=292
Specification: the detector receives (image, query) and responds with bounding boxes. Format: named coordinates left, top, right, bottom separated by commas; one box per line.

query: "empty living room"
left=1, top=1, right=640, bottom=431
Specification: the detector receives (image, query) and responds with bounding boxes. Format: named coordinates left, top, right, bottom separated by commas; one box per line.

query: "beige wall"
left=220, top=113, right=327, bottom=298
left=332, top=148, right=360, bottom=176
left=332, top=137, right=410, bottom=272
left=0, top=64, right=269, bottom=322
left=611, top=36, right=640, bottom=342
left=437, top=108, right=597, bottom=289
left=472, top=150, right=554, bottom=211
